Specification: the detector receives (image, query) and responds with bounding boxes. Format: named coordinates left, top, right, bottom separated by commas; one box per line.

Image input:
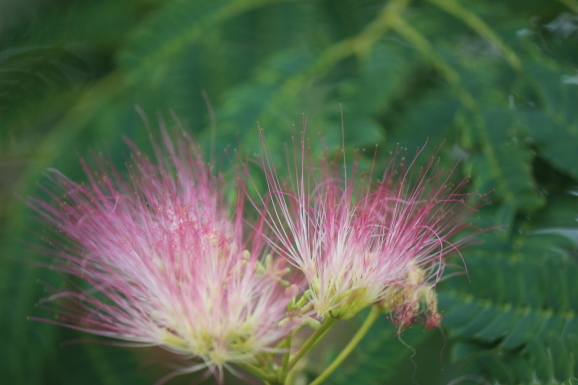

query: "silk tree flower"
left=257, top=130, right=485, bottom=330
left=31, top=131, right=295, bottom=381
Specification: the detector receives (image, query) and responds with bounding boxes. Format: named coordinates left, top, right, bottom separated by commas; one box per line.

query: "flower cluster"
left=32, top=132, right=294, bottom=380
left=32, top=127, right=485, bottom=383
left=256, top=130, right=484, bottom=330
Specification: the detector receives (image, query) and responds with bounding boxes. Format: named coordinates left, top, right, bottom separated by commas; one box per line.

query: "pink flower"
left=32, top=131, right=294, bottom=380
left=256, top=129, right=485, bottom=329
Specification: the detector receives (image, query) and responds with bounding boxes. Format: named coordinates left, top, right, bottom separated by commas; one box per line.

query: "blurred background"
left=1, top=0, right=578, bottom=384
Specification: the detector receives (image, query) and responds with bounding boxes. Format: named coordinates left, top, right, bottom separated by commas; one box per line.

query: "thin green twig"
left=274, top=0, right=411, bottom=98
left=558, top=0, right=578, bottom=14
left=308, top=306, right=381, bottom=385
left=240, top=362, right=277, bottom=383
left=277, top=334, right=293, bottom=383
left=427, top=0, right=522, bottom=70
left=282, top=318, right=337, bottom=379
left=391, top=17, right=476, bottom=110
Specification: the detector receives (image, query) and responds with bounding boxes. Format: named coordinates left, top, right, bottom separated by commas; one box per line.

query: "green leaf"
left=517, top=110, right=578, bottom=181
left=118, top=0, right=301, bottom=84
left=475, top=107, right=545, bottom=211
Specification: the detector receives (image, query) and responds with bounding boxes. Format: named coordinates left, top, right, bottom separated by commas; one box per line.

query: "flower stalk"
left=309, top=306, right=382, bottom=385
left=282, top=318, right=337, bottom=380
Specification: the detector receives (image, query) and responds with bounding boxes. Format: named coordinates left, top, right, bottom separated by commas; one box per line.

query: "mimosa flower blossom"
left=31, top=131, right=295, bottom=380
left=257, top=130, right=485, bottom=329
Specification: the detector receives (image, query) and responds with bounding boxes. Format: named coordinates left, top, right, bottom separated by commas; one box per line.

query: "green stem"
left=240, top=362, right=277, bottom=383
left=391, top=18, right=476, bottom=110
left=427, top=0, right=521, bottom=70
left=279, top=334, right=293, bottom=380
left=282, top=318, right=337, bottom=379
left=308, top=306, right=381, bottom=385
left=559, top=0, right=578, bottom=13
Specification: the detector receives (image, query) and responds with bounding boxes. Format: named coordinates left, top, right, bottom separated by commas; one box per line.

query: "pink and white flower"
left=256, top=129, right=485, bottom=329
left=32, top=131, right=294, bottom=380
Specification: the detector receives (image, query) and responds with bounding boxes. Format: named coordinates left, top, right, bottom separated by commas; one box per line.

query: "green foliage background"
left=1, top=0, right=578, bottom=384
